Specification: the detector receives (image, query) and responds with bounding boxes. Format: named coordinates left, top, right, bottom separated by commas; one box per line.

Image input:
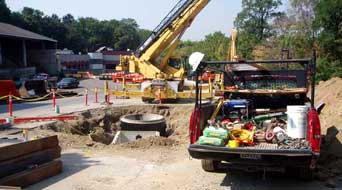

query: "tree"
left=41, top=14, right=68, bottom=49
left=175, top=32, right=229, bottom=61
left=137, top=29, right=152, bottom=44
left=313, top=0, right=342, bottom=81
left=234, top=0, right=283, bottom=58
left=314, top=0, right=342, bottom=61
left=62, top=14, right=75, bottom=25
left=0, top=0, right=10, bottom=22
left=287, top=0, right=317, bottom=58
left=113, top=20, right=140, bottom=50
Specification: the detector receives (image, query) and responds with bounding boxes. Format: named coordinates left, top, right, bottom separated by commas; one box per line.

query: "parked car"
left=57, top=78, right=79, bottom=89
left=33, top=73, right=49, bottom=80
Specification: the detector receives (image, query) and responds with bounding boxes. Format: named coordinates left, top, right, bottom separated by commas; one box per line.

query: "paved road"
left=0, top=78, right=142, bottom=119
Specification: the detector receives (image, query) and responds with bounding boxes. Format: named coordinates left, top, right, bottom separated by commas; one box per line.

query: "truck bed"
left=188, top=143, right=312, bottom=159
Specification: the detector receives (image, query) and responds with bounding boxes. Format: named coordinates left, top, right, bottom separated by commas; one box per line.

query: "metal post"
left=22, top=40, right=27, bottom=67
left=311, top=50, right=317, bottom=109
left=9, top=94, right=13, bottom=117
left=52, top=90, right=56, bottom=108
left=104, top=81, right=108, bottom=104
left=85, top=89, right=89, bottom=106
left=0, top=41, right=3, bottom=65
left=195, top=71, right=199, bottom=107
left=95, top=88, right=98, bottom=103
left=158, top=88, right=162, bottom=104
left=107, top=91, right=110, bottom=105
left=208, top=77, right=213, bottom=97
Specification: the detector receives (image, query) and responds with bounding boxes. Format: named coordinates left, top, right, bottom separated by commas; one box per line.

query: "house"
left=0, top=22, right=58, bottom=79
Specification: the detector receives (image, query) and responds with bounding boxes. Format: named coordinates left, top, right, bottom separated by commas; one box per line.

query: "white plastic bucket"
left=286, top=106, right=309, bottom=139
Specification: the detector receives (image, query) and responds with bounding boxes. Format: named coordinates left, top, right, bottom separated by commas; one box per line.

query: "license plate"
left=240, top=154, right=262, bottom=160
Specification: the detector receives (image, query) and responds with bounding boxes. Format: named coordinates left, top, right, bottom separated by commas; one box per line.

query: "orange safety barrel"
left=0, top=80, right=20, bottom=97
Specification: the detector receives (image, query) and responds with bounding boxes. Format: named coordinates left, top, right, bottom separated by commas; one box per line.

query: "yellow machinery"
left=210, top=27, right=239, bottom=91
left=226, top=27, right=265, bottom=70
left=115, top=0, right=212, bottom=102
left=227, top=27, right=238, bottom=62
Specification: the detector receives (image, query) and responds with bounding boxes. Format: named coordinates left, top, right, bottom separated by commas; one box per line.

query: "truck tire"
left=201, top=159, right=219, bottom=172
left=142, top=98, right=153, bottom=103
left=299, top=167, right=314, bottom=180
left=120, top=114, right=166, bottom=136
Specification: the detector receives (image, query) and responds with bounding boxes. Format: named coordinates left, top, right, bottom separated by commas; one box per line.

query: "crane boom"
left=137, top=0, right=210, bottom=62
left=136, top=0, right=195, bottom=57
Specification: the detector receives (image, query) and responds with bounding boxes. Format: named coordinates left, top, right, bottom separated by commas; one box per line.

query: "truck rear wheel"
left=299, top=167, right=314, bottom=180
left=142, top=98, right=153, bottom=103
left=201, top=159, right=219, bottom=172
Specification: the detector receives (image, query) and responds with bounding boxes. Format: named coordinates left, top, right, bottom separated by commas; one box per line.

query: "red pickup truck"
left=188, top=58, right=321, bottom=179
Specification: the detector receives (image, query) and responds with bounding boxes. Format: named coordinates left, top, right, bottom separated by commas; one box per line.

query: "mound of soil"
left=313, top=78, right=342, bottom=185
left=315, top=77, right=342, bottom=134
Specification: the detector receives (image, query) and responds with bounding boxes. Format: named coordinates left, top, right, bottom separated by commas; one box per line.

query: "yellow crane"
left=227, top=27, right=238, bottom=62
left=115, top=0, right=212, bottom=102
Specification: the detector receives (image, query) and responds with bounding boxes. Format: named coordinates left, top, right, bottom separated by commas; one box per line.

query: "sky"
left=6, top=0, right=243, bottom=41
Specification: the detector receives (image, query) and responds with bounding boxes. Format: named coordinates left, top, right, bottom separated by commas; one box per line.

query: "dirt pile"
left=313, top=78, right=342, bottom=185
left=40, top=108, right=118, bottom=145
left=315, top=77, right=342, bottom=134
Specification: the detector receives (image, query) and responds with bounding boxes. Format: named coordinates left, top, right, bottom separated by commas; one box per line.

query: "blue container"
left=223, top=99, right=250, bottom=110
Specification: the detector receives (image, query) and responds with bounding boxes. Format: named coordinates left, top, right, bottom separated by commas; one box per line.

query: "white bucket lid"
left=287, top=105, right=309, bottom=112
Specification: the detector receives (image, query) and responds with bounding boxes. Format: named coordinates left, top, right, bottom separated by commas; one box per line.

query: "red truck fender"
left=189, top=107, right=202, bottom=144
left=307, top=109, right=321, bottom=156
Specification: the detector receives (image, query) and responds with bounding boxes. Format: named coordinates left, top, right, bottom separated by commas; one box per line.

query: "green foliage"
left=138, top=29, right=152, bottom=44
left=314, top=0, right=342, bottom=61
left=316, top=58, right=342, bottom=82
left=175, top=31, right=229, bottom=61
left=0, top=2, right=150, bottom=53
left=234, top=0, right=283, bottom=58
left=279, top=0, right=341, bottom=82
left=0, top=0, right=10, bottom=22
left=1, top=0, right=341, bottom=82
left=287, top=0, right=316, bottom=58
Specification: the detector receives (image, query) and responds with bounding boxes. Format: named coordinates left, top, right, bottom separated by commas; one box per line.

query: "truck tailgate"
left=189, top=143, right=312, bottom=159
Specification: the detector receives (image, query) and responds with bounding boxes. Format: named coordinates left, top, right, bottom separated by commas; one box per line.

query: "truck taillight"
left=189, top=107, right=201, bottom=144
left=308, top=109, right=321, bottom=154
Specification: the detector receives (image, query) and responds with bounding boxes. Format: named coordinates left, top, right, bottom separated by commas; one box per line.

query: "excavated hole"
left=39, top=105, right=190, bottom=146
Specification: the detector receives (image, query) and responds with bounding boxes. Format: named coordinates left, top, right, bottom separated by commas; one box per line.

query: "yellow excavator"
left=114, top=0, right=212, bottom=102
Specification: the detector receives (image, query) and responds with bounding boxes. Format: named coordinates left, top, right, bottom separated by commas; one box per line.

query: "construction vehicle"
left=188, top=55, right=321, bottom=180
left=114, top=0, right=212, bottom=102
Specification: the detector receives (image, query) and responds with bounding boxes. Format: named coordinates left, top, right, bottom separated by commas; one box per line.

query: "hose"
left=230, top=129, right=253, bottom=143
